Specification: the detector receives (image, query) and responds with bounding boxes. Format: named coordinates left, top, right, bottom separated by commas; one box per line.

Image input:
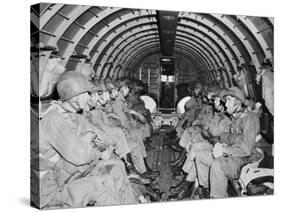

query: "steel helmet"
left=105, top=78, right=118, bottom=91
left=207, top=86, right=220, bottom=95
left=56, top=71, right=92, bottom=101
left=92, top=79, right=108, bottom=92
left=116, top=78, right=130, bottom=89
left=194, top=81, right=203, bottom=90
left=222, top=86, right=248, bottom=105
left=193, top=81, right=204, bottom=96
left=131, top=79, right=146, bottom=95
left=88, top=81, right=100, bottom=93
left=202, top=85, right=209, bottom=95
left=212, top=88, right=223, bottom=98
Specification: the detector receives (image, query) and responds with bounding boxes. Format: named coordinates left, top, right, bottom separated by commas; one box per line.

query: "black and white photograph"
left=29, top=1, right=275, bottom=210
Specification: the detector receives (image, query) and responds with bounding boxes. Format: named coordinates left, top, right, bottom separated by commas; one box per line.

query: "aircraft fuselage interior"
left=30, top=3, right=274, bottom=209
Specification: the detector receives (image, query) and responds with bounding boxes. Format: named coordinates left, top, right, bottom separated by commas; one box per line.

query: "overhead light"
left=162, top=15, right=175, bottom=20
left=161, top=58, right=172, bottom=62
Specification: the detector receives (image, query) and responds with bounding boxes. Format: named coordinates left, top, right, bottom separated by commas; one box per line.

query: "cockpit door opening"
left=159, top=57, right=175, bottom=113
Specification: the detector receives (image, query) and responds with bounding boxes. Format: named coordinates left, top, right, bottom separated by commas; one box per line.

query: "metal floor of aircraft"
left=146, top=127, right=179, bottom=195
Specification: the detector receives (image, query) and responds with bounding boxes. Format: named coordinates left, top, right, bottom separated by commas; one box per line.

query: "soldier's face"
left=207, top=93, right=213, bottom=100
left=225, top=96, right=237, bottom=115
left=79, top=93, right=91, bottom=109
left=120, top=86, right=129, bottom=97
left=88, top=92, right=99, bottom=107
left=99, top=91, right=110, bottom=105
left=216, top=75, right=221, bottom=82
left=202, top=96, right=208, bottom=103
left=69, top=92, right=91, bottom=111
left=207, top=93, right=215, bottom=104
left=110, top=88, right=118, bottom=99
left=194, top=88, right=200, bottom=96
left=214, top=97, right=223, bottom=111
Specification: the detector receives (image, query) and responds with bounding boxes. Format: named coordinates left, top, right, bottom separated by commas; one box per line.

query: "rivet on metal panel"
left=60, top=36, right=74, bottom=43
left=257, top=25, right=272, bottom=34
left=40, top=29, right=56, bottom=37
left=57, top=12, right=69, bottom=20
left=89, top=9, right=99, bottom=17
left=89, top=30, right=99, bottom=37
left=74, top=21, right=85, bottom=29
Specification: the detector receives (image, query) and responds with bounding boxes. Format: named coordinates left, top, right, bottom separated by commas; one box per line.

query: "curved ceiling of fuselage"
left=31, top=3, right=273, bottom=83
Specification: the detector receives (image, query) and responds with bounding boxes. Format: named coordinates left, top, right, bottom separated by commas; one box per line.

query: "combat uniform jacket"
left=86, top=105, right=130, bottom=158
left=111, top=95, right=134, bottom=129
left=176, top=103, right=201, bottom=138
left=193, top=104, right=213, bottom=125
left=181, top=111, right=232, bottom=182
left=179, top=103, right=212, bottom=149
left=110, top=96, right=148, bottom=173
left=221, top=110, right=260, bottom=158
left=195, top=110, right=260, bottom=198
left=205, top=112, right=232, bottom=138
left=36, top=102, right=137, bottom=208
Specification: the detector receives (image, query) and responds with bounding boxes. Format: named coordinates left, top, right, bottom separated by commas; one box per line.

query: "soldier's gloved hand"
left=213, top=143, right=224, bottom=158
left=101, top=145, right=114, bottom=160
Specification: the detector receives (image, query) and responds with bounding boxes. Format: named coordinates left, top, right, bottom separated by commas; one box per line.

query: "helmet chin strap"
left=117, top=91, right=125, bottom=99
left=61, top=101, right=78, bottom=113
left=232, top=104, right=244, bottom=118
left=63, top=94, right=89, bottom=113
left=98, top=97, right=106, bottom=106
left=110, top=90, right=117, bottom=99
left=69, top=101, right=81, bottom=112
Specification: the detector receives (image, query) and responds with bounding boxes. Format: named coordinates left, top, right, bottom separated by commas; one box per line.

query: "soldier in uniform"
left=168, top=86, right=236, bottom=200
left=86, top=78, right=154, bottom=184
left=164, top=82, right=202, bottom=142
left=106, top=78, right=159, bottom=177
left=167, top=83, right=204, bottom=169
left=195, top=87, right=260, bottom=198
left=126, top=79, right=154, bottom=145
left=169, top=84, right=211, bottom=178
left=175, top=82, right=204, bottom=138
left=100, top=78, right=162, bottom=201
left=38, top=72, right=138, bottom=209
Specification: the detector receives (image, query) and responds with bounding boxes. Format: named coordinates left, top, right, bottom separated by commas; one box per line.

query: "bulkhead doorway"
left=159, top=57, right=175, bottom=112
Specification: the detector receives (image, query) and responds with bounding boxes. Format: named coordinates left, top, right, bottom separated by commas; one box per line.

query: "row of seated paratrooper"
left=163, top=78, right=273, bottom=200
left=31, top=55, right=166, bottom=208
